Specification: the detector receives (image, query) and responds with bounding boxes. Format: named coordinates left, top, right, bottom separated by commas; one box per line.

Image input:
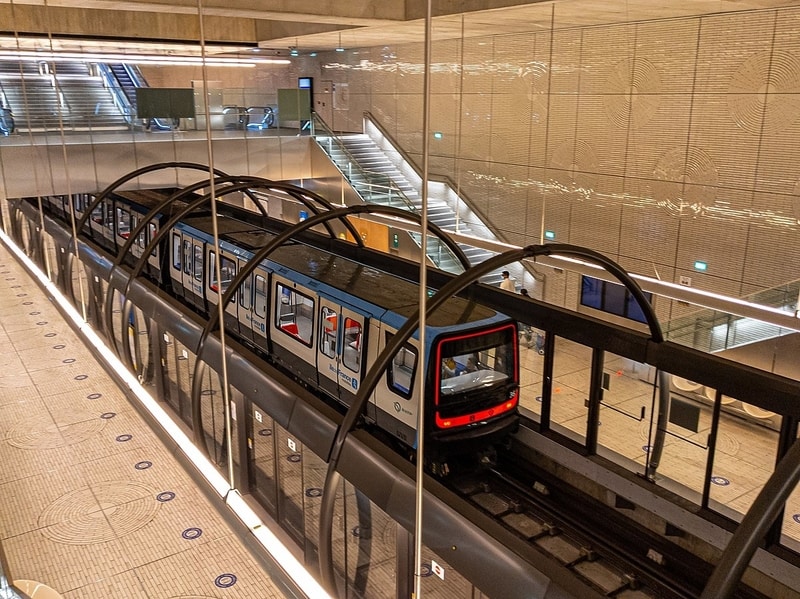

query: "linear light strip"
left=0, top=49, right=290, bottom=66
left=0, top=227, right=329, bottom=599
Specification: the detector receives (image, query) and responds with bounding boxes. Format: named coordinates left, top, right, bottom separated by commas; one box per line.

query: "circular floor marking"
left=157, top=491, right=176, bottom=502
left=39, top=481, right=159, bottom=544
left=135, top=461, right=152, bottom=470
left=6, top=416, right=106, bottom=449
left=710, top=476, right=730, bottom=486
left=214, top=574, right=237, bottom=589
left=182, top=527, right=203, bottom=540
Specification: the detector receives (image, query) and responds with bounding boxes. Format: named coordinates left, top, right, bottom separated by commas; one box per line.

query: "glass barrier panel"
left=343, top=480, right=398, bottom=599
left=517, top=325, right=545, bottom=421
left=549, top=336, right=591, bottom=444
left=707, top=398, right=778, bottom=524
left=597, top=354, right=654, bottom=471
left=649, top=372, right=710, bottom=504
left=248, top=402, right=278, bottom=517
left=276, top=426, right=306, bottom=545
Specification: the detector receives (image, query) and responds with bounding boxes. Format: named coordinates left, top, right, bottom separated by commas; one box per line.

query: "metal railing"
left=310, top=112, right=464, bottom=273
left=665, top=279, right=800, bottom=352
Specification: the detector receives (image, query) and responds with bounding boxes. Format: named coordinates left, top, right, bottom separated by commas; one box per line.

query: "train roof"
left=178, top=215, right=500, bottom=328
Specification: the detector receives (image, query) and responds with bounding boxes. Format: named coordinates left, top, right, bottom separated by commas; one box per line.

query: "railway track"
left=447, top=452, right=768, bottom=599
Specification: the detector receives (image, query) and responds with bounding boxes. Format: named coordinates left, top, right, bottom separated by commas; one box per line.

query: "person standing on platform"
left=500, top=270, right=515, bottom=292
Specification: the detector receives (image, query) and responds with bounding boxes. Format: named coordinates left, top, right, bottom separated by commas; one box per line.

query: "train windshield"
left=437, top=325, right=516, bottom=399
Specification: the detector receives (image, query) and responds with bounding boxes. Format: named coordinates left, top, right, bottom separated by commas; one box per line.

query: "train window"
left=438, top=330, right=515, bottom=399
left=320, top=307, right=338, bottom=358
left=240, top=274, right=252, bottom=309
left=209, top=252, right=236, bottom=300
left=148, top=222, right=158, bottom=256
left=91, top=203, right=103, bottom=223
left=275, top=282, right=314, bottom=347
left=133, top=216, right=146, bottom=248
left=172, top=233, right=181, bottom=270
left=386, top=334, right=417, bottom=398
left=342, top=318, right=362, bottom=373
left=254, top=274, right=267, bottom=317
left=116, top=207, right=131, bottom=238
left=182, top=239, right=192, bottom=275
left=193, top=244, right=203, bottom=281
left=103, top=200, right=114, bottom=228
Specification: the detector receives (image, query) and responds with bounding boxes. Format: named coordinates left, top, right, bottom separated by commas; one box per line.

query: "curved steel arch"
left=317, top=242, right=664, bottom=595
left=187, top=204, right=473, bottom=456
left=102, top=177, right=273, bottom=363
left=108, top=179, right=368, bottom=370
left=74, top=161, right=233, bottom=238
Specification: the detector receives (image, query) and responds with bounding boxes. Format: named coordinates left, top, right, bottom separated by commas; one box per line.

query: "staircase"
left=0, top=61, right=129, bottom=132
left=312, top=117, right=502, bottom=280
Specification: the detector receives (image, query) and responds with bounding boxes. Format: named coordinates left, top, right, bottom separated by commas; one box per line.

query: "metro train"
left=33, top=189, right=521, bottom=468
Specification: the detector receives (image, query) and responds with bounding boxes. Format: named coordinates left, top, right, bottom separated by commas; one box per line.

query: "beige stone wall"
left=319, top=7, right=800, bottom=314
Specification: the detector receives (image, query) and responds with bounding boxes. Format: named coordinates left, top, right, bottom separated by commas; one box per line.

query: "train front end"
left=429, top=320, right=520, bottom=454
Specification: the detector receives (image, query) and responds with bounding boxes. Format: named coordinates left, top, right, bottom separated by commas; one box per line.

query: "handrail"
left=310, top=113, right=416, bottom=212
left=310, top=112, right=466, bottom=273
left=363, top=110, right=492, bottom=232
left=96, top=64, right=135, bottom=124
left=664, top=278, right=800, bottom=352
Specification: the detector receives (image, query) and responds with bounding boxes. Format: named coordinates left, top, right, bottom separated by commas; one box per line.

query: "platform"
left=0, top=241, right=293, bottom=598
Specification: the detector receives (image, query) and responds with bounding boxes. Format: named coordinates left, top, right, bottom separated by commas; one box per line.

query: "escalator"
left=108, top=64, right=137, bottom=112
left=103, top=64, right=178, bottom=130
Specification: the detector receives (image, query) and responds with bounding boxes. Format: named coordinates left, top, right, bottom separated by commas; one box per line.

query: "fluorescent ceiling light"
left=0, top=49, right=290, bottom=67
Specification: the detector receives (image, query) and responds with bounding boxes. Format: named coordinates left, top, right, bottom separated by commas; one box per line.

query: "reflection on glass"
left=550, top=337, right=591, bottom=443
left=438, top=339, right=512, bottom=397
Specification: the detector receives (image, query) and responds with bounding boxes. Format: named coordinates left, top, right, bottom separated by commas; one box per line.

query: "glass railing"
left=664, top=279, right=800, bottom=352
left=310, top=112, right=464, bottom=274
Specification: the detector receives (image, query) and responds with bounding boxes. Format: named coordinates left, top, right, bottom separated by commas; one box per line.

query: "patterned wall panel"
left=624, top=95, right=693, bottom=182
left=522, top=167, right=548, bottom=245
left=460, top=35, right=495, bottom=95
left=458, top=93, right=494, bottom=161
left=492, top=33, right=535, bottom=96
left=580, top=23, right=636, bottom=94
left=618, top=201, right=681, bottom=267
left=458, top=158, right=494, bottom=217
left=489, top=92, right=532, bottom=165
left=567, top=174, right=624, bottom=257
left=674, top=214, right=750, bottom=284
left=430, top=38, right=463, bottom=96
left=336, top=5, right=800, bottom=304
left=548, top=29, right=582, bottom=95
left=575, top=95, right=628, bottom=177
left=694, top=11, right=776, bottom=95
left=744, top=191, right=800, bottom=288
left=429, top=93, right=460, bottom=157
left=364, top=45, right=399, bottom=103
left=484, top=163, right=531, bottom=239
left=394, top=43, right=425, bottom=96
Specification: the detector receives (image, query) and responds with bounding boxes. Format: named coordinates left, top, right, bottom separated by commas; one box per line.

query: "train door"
left=373, top=326, right=421, bottom=448
left=316, top=297, right=367, bottom=404
left=206, top=247, right=238, bottom=330
left=316, top=298, right=341, bottom=399
left=169, top=230, right=184, bottom=299
left=237, top=260, right=254, bottom=343
left=177, top=232, right=204, bottom=311
left=250, top=270, right=269, bottom=348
